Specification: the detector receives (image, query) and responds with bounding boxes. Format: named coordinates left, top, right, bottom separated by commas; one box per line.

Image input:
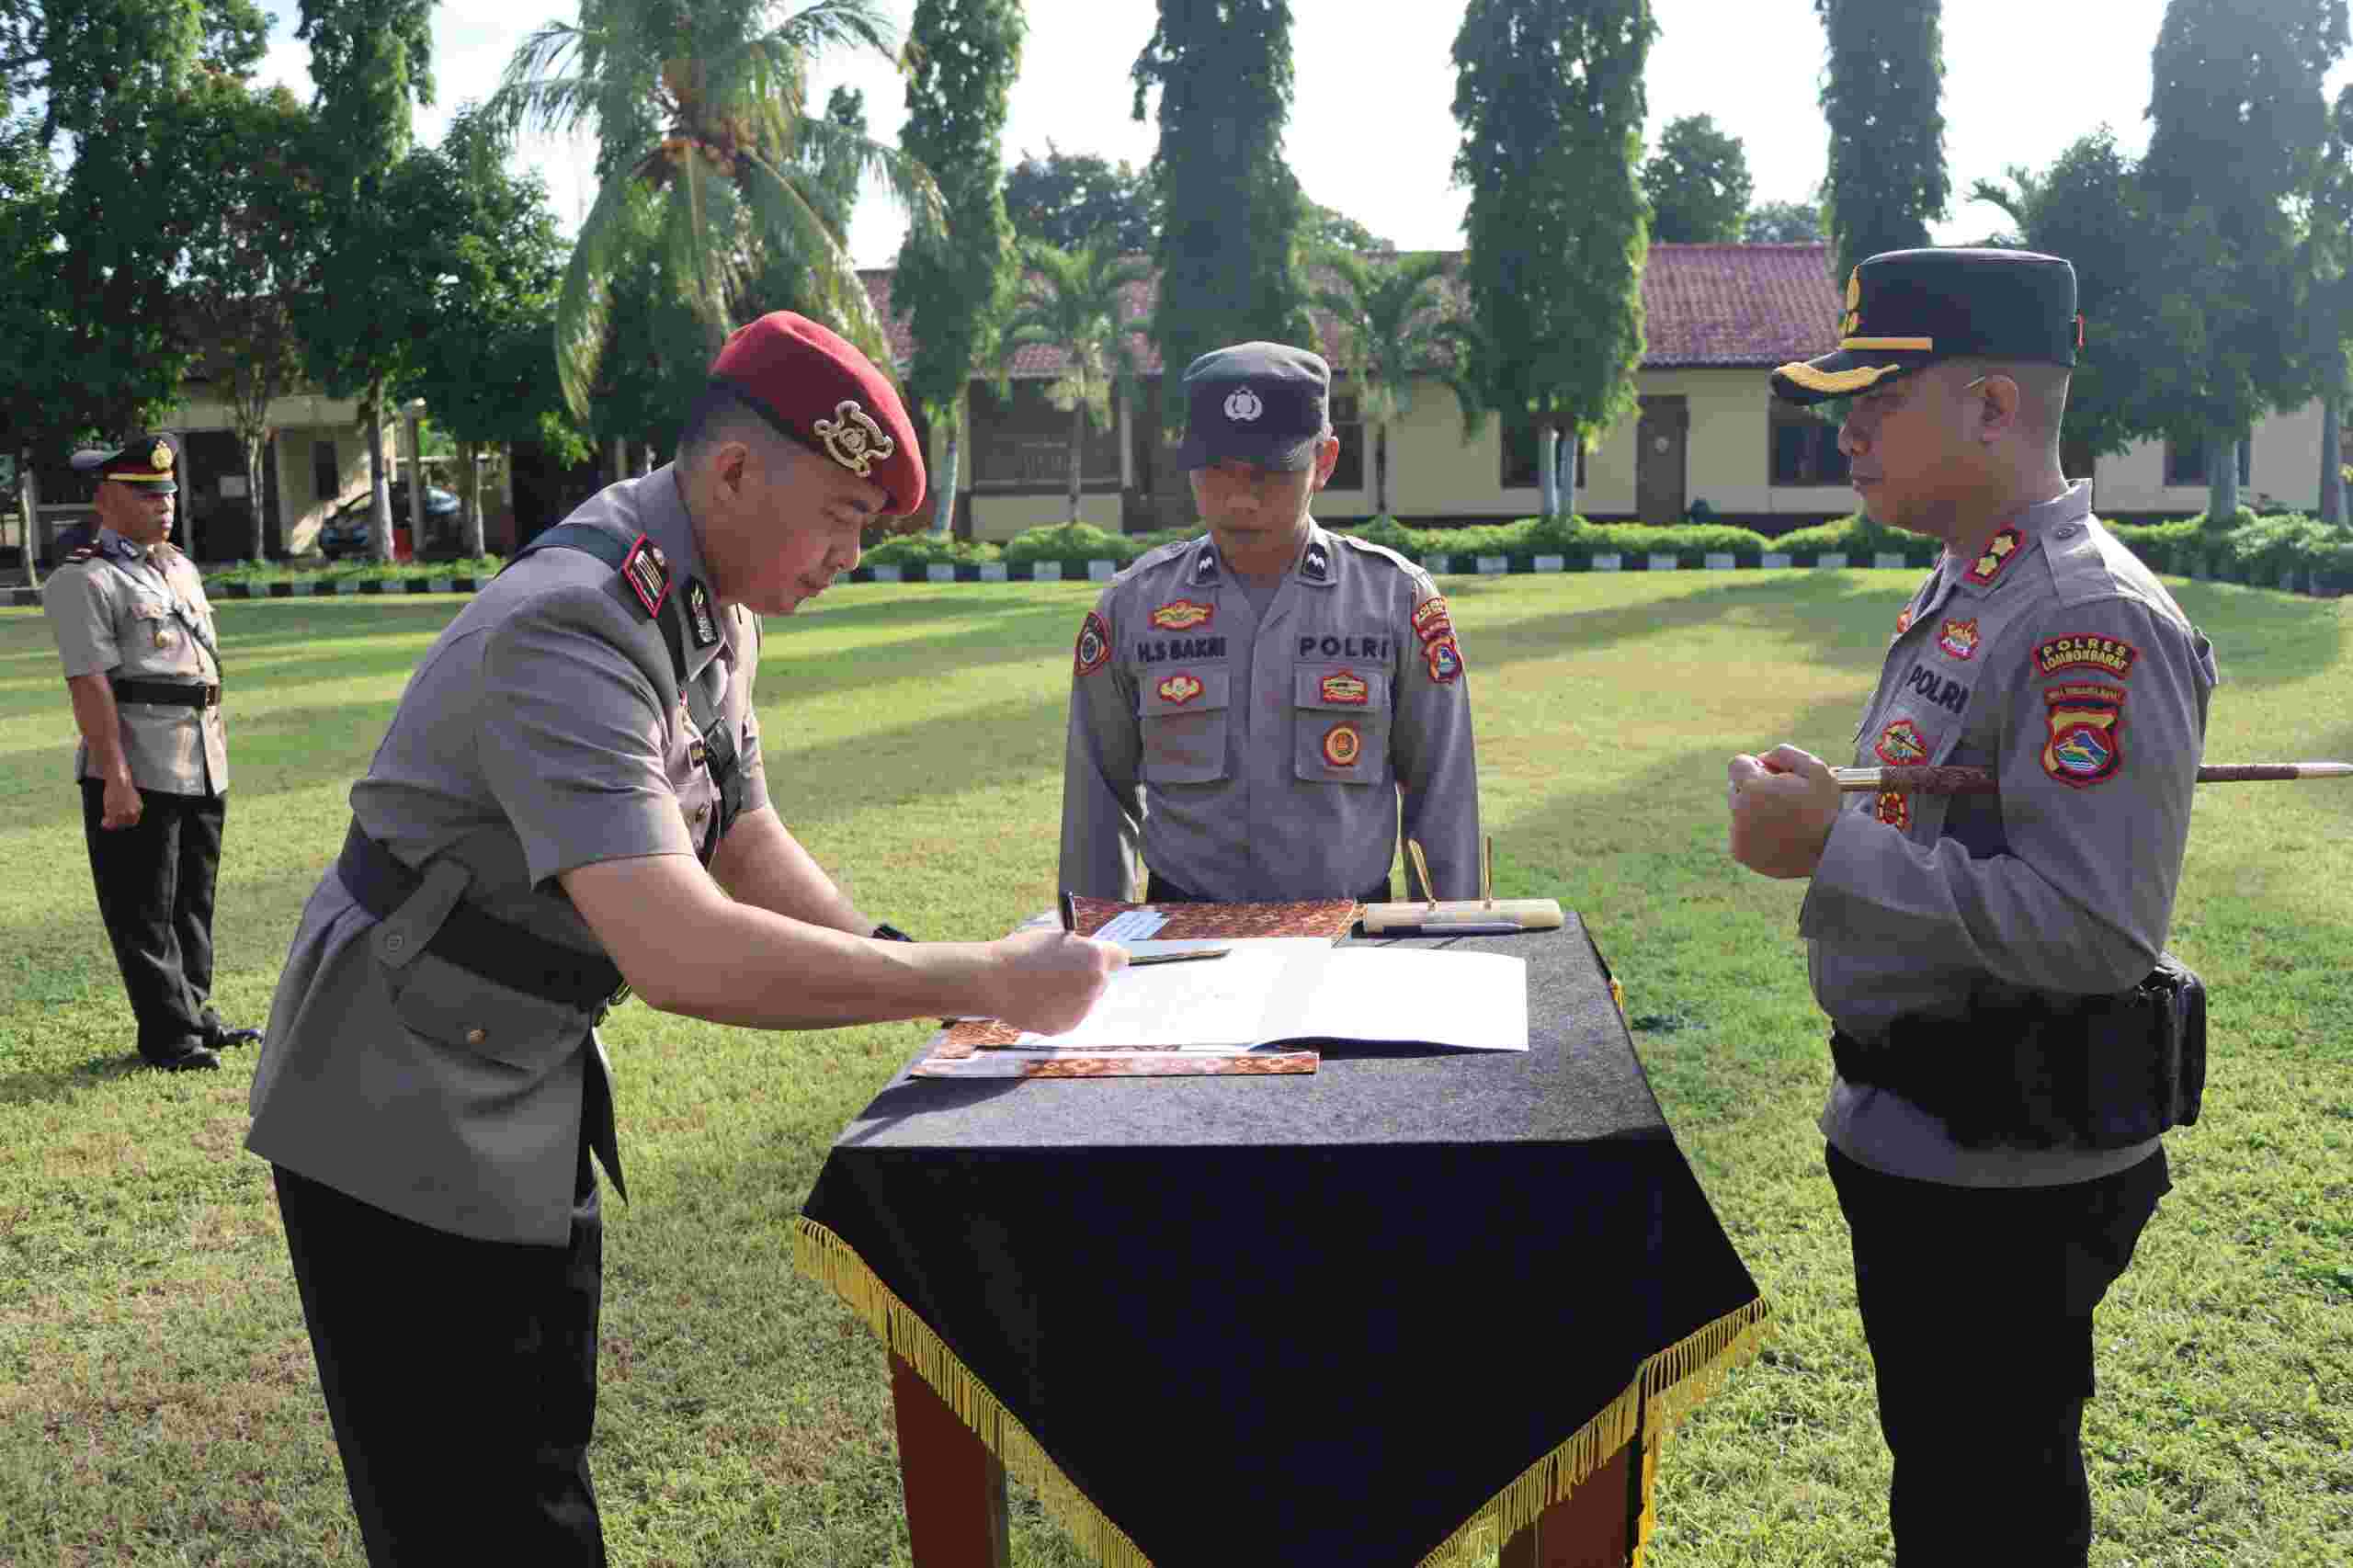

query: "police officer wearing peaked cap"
left=1727, top=248, right=2220, bottom=1563
left=43, top=433, right=258, bottom=1074
left=246, top=312, right=1122, bottom=1566
left=1062, top=341, right=1483, bottom=904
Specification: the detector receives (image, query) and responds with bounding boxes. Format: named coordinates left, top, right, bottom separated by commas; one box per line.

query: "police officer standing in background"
left=43, top=435, right=258, bottom=1074
left=1726, top=249, right=2219, bottom=1562
left=1062, top=342, right=1482, bottom=903
left=247, top=313, right=1121, bottom=1567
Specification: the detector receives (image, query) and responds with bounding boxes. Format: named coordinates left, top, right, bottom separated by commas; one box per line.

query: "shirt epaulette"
left=1330, top=532, right=1423, bottom=577
left=1112, top=536, right=1200, bottom=585
left=62, top=547, right=96, bottom=565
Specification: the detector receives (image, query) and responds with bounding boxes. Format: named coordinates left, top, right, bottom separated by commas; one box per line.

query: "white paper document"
left=1006, top=948, right=1528, bottom=1054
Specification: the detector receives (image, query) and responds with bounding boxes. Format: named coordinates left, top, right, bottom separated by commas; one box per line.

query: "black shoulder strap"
left=510, top=523, right=688, bottom=688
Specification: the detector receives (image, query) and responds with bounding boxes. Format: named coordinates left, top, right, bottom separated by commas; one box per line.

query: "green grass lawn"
left=1, top=571, right=2347, bottom=1566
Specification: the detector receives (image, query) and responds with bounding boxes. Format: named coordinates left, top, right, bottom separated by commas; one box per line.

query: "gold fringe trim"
left=801, top=1215, right=1768, bottom=1568
left=794, top=1218, right=1152, bottom=1568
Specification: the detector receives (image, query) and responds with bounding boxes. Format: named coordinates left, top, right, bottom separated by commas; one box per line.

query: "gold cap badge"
left=813, top=400, right=893, bottom=478
left=1840, top=269, right=1861, bottom=338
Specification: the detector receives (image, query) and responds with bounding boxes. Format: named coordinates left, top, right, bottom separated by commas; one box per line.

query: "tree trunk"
left=933, top=420, right=961, bottom=535
left=1558, top=433, right=1579, bottom=521
left=1538, top=426, right=1559, bottom=519
left=405, top=415, right=426, bottom=558
left=1068, top=398, right=1084, bottom=526
left=244, top=431, right=267, bottom=562
left=19, top=455, right=40, bottom=591
left=2322, top=393, right=2345, bottom=528
left=367, top=387, right=394, bottom=563
left=609, top=436, right=629, bottom=486
left=2207, top=433, right=2239, bottom=524
left=1376, top=419, right=1391, bottom=517
left=461, top=441, right=487, bottom=557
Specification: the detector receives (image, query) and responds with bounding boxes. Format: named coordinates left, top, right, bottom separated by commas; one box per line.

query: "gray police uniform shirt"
left=1060, top=521, right=1481, bottom=903
left=42, top=529, right=228, bottom=795
left=247, top=467, right=768, bottom=1245
left=1802, top=482, right=2218, bottom=1187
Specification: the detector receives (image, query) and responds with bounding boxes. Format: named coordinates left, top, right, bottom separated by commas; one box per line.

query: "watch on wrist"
left=871, top=922, right=915, bottom=942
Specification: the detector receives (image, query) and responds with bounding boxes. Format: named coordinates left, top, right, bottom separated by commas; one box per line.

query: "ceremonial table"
left=795, top=917, right=1767, bottom=1568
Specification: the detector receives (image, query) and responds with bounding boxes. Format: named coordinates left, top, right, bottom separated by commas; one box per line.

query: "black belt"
left=335, top=822, right=627, bottom=1013
left=1145, top=870, right=1396, bottom=905
left=111, top=677, right=220, bottom=709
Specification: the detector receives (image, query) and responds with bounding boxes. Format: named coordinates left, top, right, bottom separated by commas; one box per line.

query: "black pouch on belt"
left=2066, top=953, right=2206, bottom=1147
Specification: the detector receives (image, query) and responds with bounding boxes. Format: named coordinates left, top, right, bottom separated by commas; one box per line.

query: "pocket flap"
left=1294, top=663, right=1387, bottom=712
left=1140, top=666, right=1231, bottom=715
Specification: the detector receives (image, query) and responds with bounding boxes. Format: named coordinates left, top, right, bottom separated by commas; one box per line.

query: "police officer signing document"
left=44, top=435, right=259, bottom=1074
left=1062, top=342, right=1482, bottom=903
left=247, top=313, right=1122, bottom=1566
left=1727, top=249, right=2218, bottom=1563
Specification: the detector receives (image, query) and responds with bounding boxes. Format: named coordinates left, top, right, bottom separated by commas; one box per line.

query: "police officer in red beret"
left=247, top=312, right=1124, bottom=1565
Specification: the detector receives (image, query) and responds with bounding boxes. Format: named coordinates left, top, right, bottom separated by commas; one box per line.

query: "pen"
left=1126, top=948, right=1231, bottom=966
left=1059, top=891, right=1077, bottom=934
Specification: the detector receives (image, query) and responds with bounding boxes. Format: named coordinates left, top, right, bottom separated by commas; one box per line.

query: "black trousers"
left=1826, top=1142, right=2170, bottom=1567
left=275, top=1142, right=607, bottom=1567
left=80, top=780, right=226, bottom=1058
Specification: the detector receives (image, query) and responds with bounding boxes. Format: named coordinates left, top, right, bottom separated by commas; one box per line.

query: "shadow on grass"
left=0, top=1049, right=209, bottom=1108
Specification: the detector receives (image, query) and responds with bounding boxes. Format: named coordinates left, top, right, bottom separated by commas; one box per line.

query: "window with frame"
left=969, top=378, right=1124, bottom=489
left=1327, top=391, right=1364, bottom=492
left=313, top=438, right=341, bottom=501
left=1768, top=400, right=1850, bottom=486
left=2162, top=436, right=2250, bottom=488
left=1500, top=417, right=1585, bottom=490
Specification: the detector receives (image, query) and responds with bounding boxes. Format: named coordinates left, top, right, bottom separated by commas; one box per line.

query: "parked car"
left=318, top=483, right=461, bottom=559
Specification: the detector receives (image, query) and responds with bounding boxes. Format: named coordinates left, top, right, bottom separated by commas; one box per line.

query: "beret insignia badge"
left=1222, top=387, right=1264, bottom=423
left=1156, top=673, right=1204, bottom=706
left=813, top=399, right=894, bottom=477
left=1322, top=722, right=1362, bottom=768
left=1841, top=268, right=1861, bottom=338
left=151, top=441, right=175, bottom=472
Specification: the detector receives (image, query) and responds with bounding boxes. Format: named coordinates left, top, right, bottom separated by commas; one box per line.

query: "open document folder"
left=1007, top=946, right=1529, bottom=1053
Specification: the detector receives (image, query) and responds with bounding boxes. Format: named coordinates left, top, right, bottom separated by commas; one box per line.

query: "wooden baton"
left=1834, top=762, right=2353, bottom=794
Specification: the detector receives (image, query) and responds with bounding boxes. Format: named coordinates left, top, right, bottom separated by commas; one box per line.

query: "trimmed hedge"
left=859, top=533, right=1003, bottom=567
left=998, top=521, right=1144, bottom=566
left=1327, top=514, right=1936, bottom=568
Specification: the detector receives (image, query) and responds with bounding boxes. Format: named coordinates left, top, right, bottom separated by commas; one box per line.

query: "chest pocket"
left=1137, top=665, right=1232, bottom=786
left=1293, top=663, right=1389, bottom=785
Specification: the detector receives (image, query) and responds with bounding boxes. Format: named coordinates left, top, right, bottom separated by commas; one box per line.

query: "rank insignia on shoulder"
left=1938, top=618, right=1979, bottom=661
left=1320, top=670, right=1370, bottom=705
left=1965, top=526, right=2023, bottom=586
left=2034, top=633, right=2137, bottom=680
left=1192, top=551, right=1220, bottom=585
left=1412, top=596, right=1452, bottom=643
left=620, top=534, right=671, bottom=619
left=1873, top=717, right=1932, bottom=767
left=1074, top=611, right=1111, bottom=676
left=1425, top=633, right=1463, bottom=684
left=1322, top=721, right=1363, bottom=767
left=1876, top=789, right=1911, bottom=830
left=2041, top=683, right=2125, bottom=789
left=685, top=579, right=720, bottom=649
left=1150, top=598, right=1214, bottom=632
left=1156, top=672, right=1204, bottom=706
left=1301, top=543, right=1332, bottom=582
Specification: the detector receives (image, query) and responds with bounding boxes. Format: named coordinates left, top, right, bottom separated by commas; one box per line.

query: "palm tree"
left=1313, top=251, right=1476, bottom=518
left=1002, top=239, right=1152, bottom=526
left=491, top=0, right=942, bottom=418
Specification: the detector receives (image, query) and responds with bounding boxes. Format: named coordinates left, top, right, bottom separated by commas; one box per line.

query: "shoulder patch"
left=1074, top=610, right=1110, bottom=676
left=2042, top=683, right=2126, bottom=789
left=1412, top=596, right=1453, bottom=645
left=1965, top=526, right=2024, bottom=586
left=1425, top=632, right=1464, bottom=685
left=620, top=534, right=671, bottom=619
left=2034, top=633, right=2137, bottom=680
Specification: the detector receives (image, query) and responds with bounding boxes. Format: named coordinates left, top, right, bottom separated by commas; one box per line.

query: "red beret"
left=709, top=312, right=926, bottom=518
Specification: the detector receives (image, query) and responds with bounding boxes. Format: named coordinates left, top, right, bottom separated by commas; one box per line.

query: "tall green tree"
left=895, top=0, right=1025, bottom=535
left=177, top=77, right=322, bottom=561
left=2143, top=0, right=2347, bottom=520
left=1814, top=0, right=1948, bottom=280
left=1001, top=239, right=1152, bottom=525
left=1311, top=252, right=1473, bottom=517
left=493, top=0, right=941, bottom=422
left=1004, top=144, right=1156, bottom=252
left=296, top=0, right=438, bottom=561
left=2308, top=85, right=2353, bottom=526
left=1453, top=0, right=1655, bottom=519
left=1743, top=197, right=1824, bottom=244
left=1306, top=201, right=1391, bottom=254
left=1131, top=0, right=1313, bottom=415
left=1643, top=113, right=1751, bottom=244
left=0, top=109, right=65, bottom=583
left=394, top=106, right=583, bottom=554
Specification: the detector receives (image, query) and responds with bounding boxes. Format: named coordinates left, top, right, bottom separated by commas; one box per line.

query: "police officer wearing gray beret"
left=1726, top=249, right=2219, bottom=1562
left=1061, top=342, right=1483, bottom=903
left=42, top=434, right=258, bottom=1073
left=246, top=312, right=1121, bottom=1566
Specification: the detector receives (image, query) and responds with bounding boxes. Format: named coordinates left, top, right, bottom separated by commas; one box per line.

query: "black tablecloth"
left=796, top=916, right=1766, bottom=1568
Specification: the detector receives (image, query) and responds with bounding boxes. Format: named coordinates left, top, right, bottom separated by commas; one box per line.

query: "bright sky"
left=253, top=0, right=2353, bottom=268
